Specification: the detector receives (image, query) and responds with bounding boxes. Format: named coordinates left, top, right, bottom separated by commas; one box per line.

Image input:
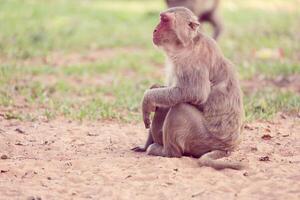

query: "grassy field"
left=0, top=0, right=299, bottom=122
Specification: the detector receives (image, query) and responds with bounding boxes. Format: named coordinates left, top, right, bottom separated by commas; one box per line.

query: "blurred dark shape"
left=165, top=0, right=223, bottom=40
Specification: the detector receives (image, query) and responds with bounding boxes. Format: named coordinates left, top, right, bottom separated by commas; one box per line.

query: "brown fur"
left=132, top=7, right=244, bottom=170
left=166, top=0, right=223, bottom=40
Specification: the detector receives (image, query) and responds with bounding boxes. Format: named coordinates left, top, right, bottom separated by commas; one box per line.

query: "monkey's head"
left=153, top=7, right=200, bottom=51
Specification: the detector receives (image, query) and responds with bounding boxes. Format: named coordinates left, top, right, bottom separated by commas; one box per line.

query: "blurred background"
left=0, top=0, right=299, bottom=122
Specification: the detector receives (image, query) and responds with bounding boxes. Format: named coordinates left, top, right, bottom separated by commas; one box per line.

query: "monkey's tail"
left=198, top=150, right=245, bottom=170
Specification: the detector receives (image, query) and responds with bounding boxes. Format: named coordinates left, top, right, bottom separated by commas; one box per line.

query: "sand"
left=0, top=114, right=299, bottom=200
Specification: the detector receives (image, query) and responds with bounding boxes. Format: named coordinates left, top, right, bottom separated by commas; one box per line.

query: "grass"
left=244, top=89, right=300, bottom=121
left=0, top=0, right=299, bottom=122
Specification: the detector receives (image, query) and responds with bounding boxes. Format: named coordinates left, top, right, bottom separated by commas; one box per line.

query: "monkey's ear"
left=188, top=21, right=200, bottom=30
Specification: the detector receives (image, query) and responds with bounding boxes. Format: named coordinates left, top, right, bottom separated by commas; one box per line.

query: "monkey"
left=165, top=0, right=223, bottom=40
left=132, top=7, right=245, bottom=170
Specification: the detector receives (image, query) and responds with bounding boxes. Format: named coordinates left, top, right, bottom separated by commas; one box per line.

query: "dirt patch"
left=0, top=114, right=299, bottom=199
left=242, top=74, right=300, bottom=95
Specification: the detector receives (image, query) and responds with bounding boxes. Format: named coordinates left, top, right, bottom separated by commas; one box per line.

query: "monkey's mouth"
left=153, top=33, right=162, bottom=46
left=153, top=36, right=160, bottom=45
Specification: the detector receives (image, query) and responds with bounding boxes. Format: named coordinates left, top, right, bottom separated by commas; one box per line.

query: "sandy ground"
left=0, top=114, right=299, bottom=200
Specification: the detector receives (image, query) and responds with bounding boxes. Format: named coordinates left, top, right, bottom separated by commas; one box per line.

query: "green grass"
left=0, top=0, right=299, bottom=122
left=244, top=89, right=300, bottom=121
left=0, top=0, right=162, bottom=58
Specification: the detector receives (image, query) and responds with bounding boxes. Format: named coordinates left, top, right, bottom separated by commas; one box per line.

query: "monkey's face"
left=153, top=8, right=200, bottom=50
left=153, top=12, right=179, bottom=47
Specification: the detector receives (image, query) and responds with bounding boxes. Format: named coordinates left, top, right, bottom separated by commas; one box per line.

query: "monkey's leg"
left=131, top=107, right=169, bottom=152
left=209, top=13, right=223, bottom=40
left=147, top=104, right=245, bottom=169
left=146, top=143, right=165, bottom=156
left=148, top=103, right=225, bottom=158
left=147, top=103, right=203, bottom=158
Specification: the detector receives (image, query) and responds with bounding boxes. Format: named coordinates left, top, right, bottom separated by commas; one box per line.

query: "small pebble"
left=259, top=156, right=270, bottom=161
left=1, top=155, right=8, bottom=160
left=15, top=128, right=25, bottom=134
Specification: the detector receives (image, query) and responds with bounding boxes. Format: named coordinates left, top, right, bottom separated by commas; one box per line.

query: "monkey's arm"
left=142, top=69, right=211, bottom=128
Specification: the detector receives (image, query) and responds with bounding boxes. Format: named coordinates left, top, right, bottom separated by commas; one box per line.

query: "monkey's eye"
left=188, top=21, right=200, bottom=30
left=160, top=14, right=169, bottom=23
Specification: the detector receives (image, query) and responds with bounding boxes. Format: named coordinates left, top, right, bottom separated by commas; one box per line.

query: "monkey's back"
left=193, top=35, right=244, bottom=149
left=203, top=61, right=244, bottom=149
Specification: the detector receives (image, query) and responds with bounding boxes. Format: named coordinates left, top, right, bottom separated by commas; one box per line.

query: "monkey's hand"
left=142, top=90, right=156, bottom=129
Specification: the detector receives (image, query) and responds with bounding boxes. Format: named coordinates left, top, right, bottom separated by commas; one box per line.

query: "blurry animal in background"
left=132, top=7, right=245, bottom=170
left=165, top=0, right=223, bottom=40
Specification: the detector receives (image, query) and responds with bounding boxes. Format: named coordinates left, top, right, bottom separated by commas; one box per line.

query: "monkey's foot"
left=147, top=143, right=164, bottom=156
left=131, top=146, right=147, bottom=152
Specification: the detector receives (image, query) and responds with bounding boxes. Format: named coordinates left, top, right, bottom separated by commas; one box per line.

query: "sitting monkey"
left=165, top=0, right=223, bottom=40
left=132, top=7, right=244, bottom=170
